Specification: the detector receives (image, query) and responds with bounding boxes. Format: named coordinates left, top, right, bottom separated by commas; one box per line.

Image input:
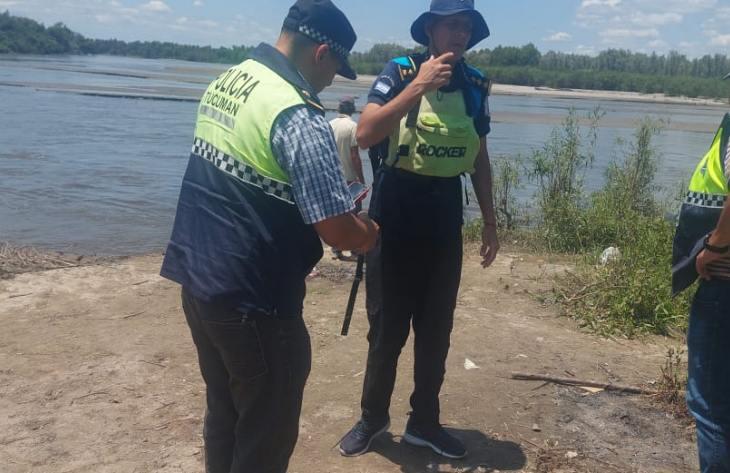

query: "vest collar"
left=249, top=43, right=324, bottom=110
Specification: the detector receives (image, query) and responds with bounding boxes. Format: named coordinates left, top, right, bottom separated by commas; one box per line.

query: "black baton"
left=341, top=254, right=365, bottom=336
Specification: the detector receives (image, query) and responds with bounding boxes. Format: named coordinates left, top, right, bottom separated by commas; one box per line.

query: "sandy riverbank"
left=2, top=67, right=725, bottom=110
left=335, top=75, right=729, bottom=108
left=0, top=244, right=697, bottom=472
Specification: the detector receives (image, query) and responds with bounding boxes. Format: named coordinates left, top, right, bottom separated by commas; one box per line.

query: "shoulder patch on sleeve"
left=374, top=79, right=393, bottom=95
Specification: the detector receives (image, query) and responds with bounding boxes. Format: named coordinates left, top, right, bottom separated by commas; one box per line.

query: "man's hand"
left=480, top=224, right=500, bottom=268
left=354, top=211, right=379, bottom=254
left=412, top=53, right=455, bottom=94
left=696, top=249, right=725, bottom=281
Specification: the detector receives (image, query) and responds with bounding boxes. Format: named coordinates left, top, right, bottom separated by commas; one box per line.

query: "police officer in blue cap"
left=339, top=0, right=499, bottom=459
left=161, top=1, right=378, bottom=472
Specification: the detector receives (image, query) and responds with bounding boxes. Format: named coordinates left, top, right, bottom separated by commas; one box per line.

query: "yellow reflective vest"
left=672, top=113, right=730, bottom=294
left=194, top=57, right=323, bottom=202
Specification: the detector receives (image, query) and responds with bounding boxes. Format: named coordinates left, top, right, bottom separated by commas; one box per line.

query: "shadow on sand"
left=369, top=428, right=527, bottom=472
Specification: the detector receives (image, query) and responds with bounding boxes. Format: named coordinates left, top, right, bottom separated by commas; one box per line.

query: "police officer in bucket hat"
left=339, top=0, right=499, bottom=459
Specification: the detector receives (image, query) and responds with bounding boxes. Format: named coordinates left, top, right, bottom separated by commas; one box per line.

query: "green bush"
left=520, top=111, right=691, bottom=336
left=492, top=156, right=522, bottom=230
left=527, top=108, right=602, bottom=252
left=559, top=214, right=691, bottom=337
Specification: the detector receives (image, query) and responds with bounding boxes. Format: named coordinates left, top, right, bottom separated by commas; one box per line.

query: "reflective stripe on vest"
left=683, top=113, right=730, bottom=207
left=387, top=89, right=481, bottom=178
left=684, top=191, right=726, bottom=208
left=192, top=59, right=308, bottom=198
left=191, top=137, right=293, bottom=203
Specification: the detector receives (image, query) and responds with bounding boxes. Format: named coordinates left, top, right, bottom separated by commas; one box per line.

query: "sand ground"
left=0, top=246, right=697, bottom=472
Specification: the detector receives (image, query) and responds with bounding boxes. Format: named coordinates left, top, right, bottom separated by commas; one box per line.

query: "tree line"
left=0, top=12, right=253, bottom=63
left=2, top=11, right=729, bottom=99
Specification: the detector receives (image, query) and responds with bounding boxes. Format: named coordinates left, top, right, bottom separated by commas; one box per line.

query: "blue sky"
left=3, top=0, right=729, bottom=57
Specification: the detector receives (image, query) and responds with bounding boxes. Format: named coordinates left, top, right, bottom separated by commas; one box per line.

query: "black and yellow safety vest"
left=672, top=113, right=730, bottom=293
left=385, top=55, right=490, bottom=178
left=161, top=43, right=325, bottom=317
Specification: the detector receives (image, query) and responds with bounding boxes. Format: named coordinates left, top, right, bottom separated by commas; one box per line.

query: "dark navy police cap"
left=283, top=0, right=358, bottom=80
left=411, top=0, right=490, bottom=50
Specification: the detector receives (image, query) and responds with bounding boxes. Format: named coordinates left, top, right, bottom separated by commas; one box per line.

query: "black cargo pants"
left=360, top=169, right=463, bottom=429
left=182, top=289, right=311, bottom=473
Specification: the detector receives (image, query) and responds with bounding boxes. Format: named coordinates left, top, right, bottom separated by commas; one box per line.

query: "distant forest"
left=2, top=11, right=729, bottom=99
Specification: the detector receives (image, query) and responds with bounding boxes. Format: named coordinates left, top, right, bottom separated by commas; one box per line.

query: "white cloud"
left=140, top=1, right=170, bottom=13
left=647, top=39, right=668, bottom=49
left=574, top=44, right=598, bottom=56
left=629, top=12, right=683, bottom=26
left=578, top=0, right=716, bottom=28
left=95, top=14, right=114, bottom=24
left=701, top=7, right=730, bottom=49
left=581, top=0, right=621, bottom=7
left=709, top=34, right=730, bottom=46
left=600, top=28, right=659, bottom=39
left=574, top=0, right=722, bottom=53
left=193, top=0, right=204, bottom=6
left=545, top=32, right=572, bottom=42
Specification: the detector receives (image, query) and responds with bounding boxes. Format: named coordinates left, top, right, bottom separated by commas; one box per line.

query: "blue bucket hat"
left=411, top=0, right=490, bottom=50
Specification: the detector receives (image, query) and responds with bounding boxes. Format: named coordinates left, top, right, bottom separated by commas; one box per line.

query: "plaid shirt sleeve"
left=271, top=105, right=355, bottom=224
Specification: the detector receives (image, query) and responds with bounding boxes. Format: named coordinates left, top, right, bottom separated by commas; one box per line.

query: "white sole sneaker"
left=338, top=421, right=390, bottom=457
left=402, top=431, right=467, bottom=459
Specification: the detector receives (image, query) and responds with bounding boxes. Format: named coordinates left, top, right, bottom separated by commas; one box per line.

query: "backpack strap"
left=393, top=55, right=419, bottom=83
left=393, top=55, right=423, bottom=129
left=463, top=64, right=491, bottom=118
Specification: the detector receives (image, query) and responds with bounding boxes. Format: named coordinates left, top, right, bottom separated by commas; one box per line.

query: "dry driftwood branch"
left=71, top=391, right=110, bottom=404
left=511, top=372, right=657, bottom=395
left=122, top=311, right=146, bottom=320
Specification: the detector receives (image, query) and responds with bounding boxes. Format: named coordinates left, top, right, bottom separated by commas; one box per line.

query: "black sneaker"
left=403, top=422, right=467, bottom=459
left=338, top=418, right=390, bottom=457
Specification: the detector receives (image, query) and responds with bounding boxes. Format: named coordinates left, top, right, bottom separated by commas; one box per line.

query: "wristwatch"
left=703, top=234, right=730, bottom=254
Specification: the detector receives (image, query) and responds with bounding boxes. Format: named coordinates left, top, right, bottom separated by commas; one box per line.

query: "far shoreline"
left=335, top=74, right=730, bottom=108
left=1, top=54, right=726, bottom=109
